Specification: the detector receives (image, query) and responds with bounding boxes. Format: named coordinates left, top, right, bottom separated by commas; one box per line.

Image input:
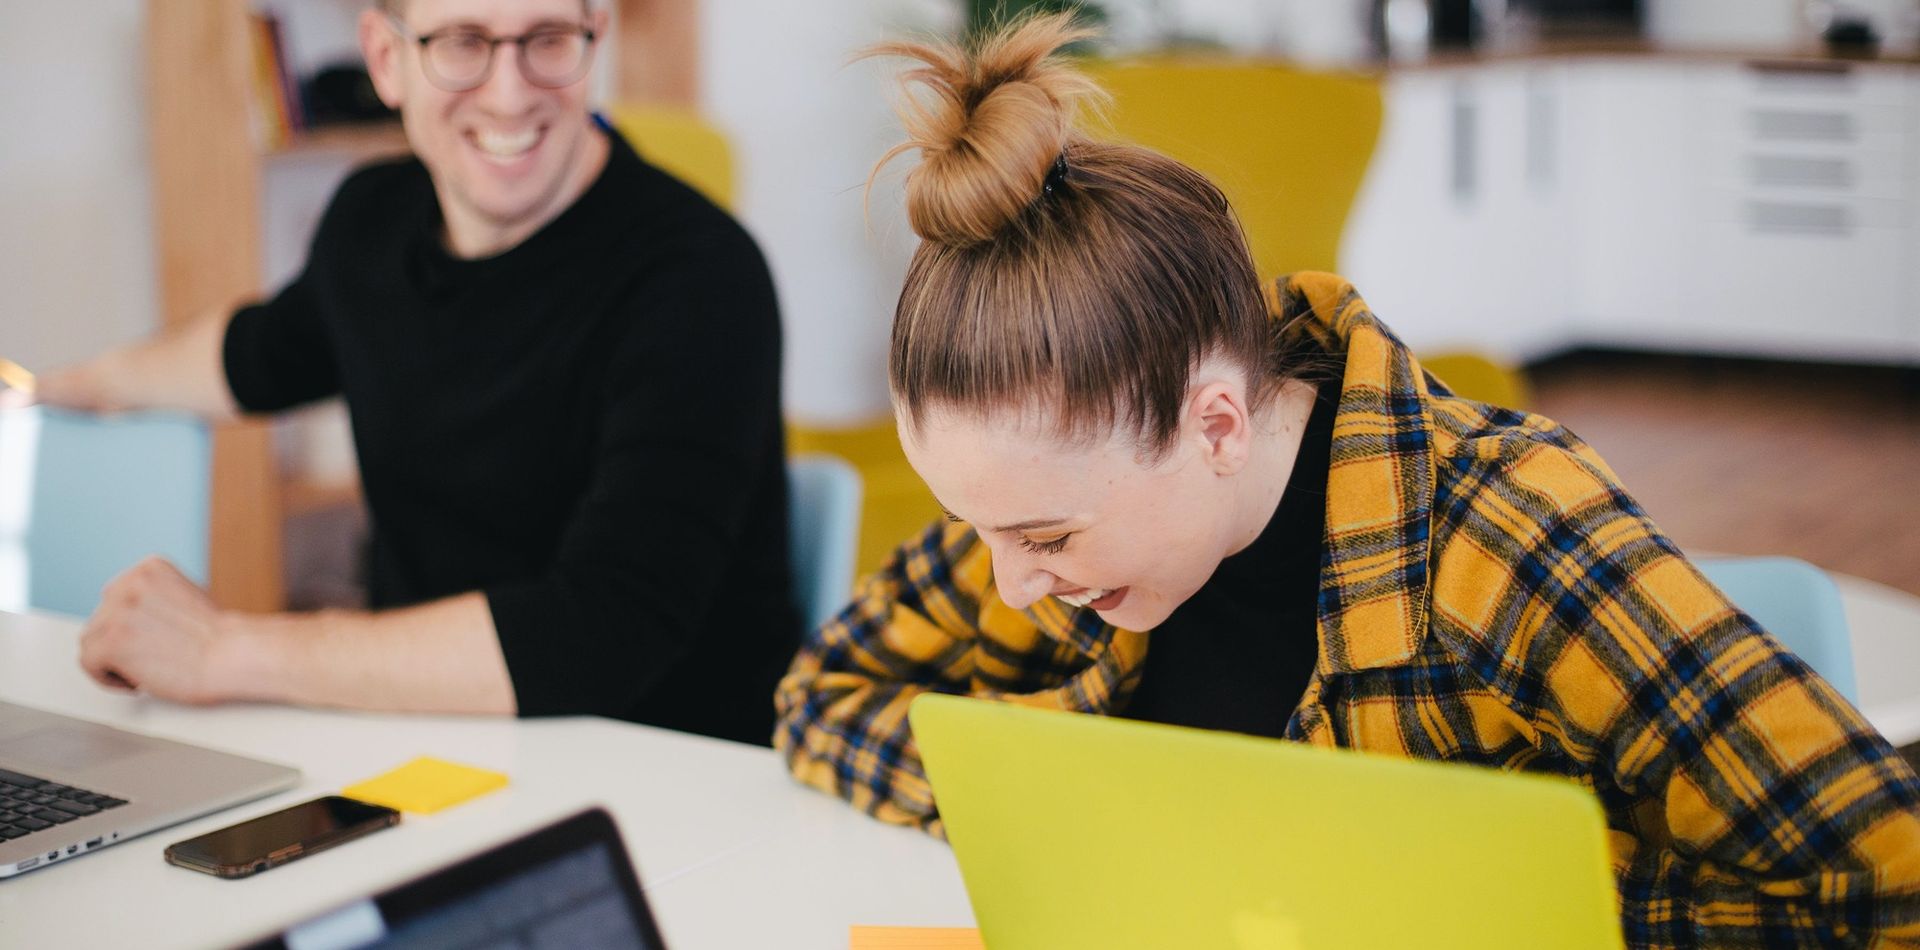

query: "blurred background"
left=1, top=0, right=1916, bottom=613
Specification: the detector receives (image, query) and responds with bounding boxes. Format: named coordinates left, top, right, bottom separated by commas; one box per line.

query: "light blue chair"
left=0, top=407, right=209, bottom=618
left=1697, top=556, right=1858, bottom=703
left=788, top=453, right=862, bottom=631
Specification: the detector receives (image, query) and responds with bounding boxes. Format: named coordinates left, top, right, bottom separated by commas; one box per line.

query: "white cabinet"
left=1685, top=61, right=1914, bottom=359
left=1475, top=63, right=1578, bottom=358
left=1911, top=72, right=1920, bottom=357
left=1561, top=59, right=1702, bottom=346
left=1344, top=55, right=1920, bottom=366
left=1342, top=62, right=1573, bottom=362
left=1340, top=68, right=1482, bottom=352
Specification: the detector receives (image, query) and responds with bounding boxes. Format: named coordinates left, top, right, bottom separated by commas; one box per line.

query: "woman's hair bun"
left=867, top=13, right=1104, bottom=248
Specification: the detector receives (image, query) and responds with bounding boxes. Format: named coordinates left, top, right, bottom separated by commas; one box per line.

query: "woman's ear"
left=1187, top=380, right=1253, bottom=476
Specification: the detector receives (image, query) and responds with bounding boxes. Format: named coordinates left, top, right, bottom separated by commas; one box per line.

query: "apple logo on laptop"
left=1233, top=909, right=1305, bottom=950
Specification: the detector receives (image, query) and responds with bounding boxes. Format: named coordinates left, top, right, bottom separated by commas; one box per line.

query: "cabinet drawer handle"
left=1749, top=154, right=1854, bottom=190
left=1746, top=59, right=1856, bottom=95
left=1747, top=201, right=1852, bottom=236
left=1750, top=109, right=1854, bottom=143
left=1450, top=80, right=1476, bottom=202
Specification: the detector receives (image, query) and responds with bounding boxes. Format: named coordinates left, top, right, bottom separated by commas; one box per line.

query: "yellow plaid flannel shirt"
left=774, top=272, right=1920, bottom=947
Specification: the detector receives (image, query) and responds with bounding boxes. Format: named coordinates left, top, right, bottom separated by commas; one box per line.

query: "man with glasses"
left=29, top=0, right=801, bottom=746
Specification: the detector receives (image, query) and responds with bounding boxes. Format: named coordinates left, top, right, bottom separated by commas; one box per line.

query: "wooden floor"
left=1526, top=351, right=1920, bottom=598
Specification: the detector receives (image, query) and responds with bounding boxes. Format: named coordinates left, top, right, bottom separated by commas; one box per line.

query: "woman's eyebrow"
left=991, top=516, right=1070, bottom=533
left=941, top=503, right=1073, bottom=533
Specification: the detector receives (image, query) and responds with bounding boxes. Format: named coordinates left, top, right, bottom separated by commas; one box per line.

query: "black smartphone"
left=164, top=795, right=400, bottom=879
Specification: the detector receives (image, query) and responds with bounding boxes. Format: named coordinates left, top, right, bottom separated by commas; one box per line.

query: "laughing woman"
left=774, top=14, right=1920, bottom=946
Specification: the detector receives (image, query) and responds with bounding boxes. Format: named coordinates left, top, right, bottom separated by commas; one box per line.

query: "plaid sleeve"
left=773, top=519, right=992, bottom=836
left=1482, top=439, right=1920, bottom=947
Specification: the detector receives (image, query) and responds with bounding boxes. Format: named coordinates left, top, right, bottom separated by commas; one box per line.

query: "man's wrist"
left=72, top=351, right=135, bottom=413
left=209, top=610, right=286, bottom=703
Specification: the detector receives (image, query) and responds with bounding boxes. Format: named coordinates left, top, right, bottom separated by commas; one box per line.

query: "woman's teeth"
left=1056, top=588, right=1110, bottom=608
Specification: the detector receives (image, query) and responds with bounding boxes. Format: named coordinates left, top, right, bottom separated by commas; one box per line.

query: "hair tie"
left=1042, top=153, right=1070, bottom=198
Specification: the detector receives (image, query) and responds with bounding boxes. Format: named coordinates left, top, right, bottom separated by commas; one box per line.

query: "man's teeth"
left=475, top=129, right=539, bottom=157
left=1056, top=588, right=1110, bottom=608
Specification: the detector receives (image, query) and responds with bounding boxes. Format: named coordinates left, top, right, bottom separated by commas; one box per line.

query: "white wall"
left=702, top=0, right=938, bottom=426
left=0, top=1, right=158, bottom=372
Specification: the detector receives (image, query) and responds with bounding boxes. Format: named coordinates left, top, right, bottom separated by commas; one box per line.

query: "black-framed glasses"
left=387, top=16, right=598, bottom=92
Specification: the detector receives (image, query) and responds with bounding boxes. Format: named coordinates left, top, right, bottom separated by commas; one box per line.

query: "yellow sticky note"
left=341, top=756, right=509, bottom=815
left=849, top=927, right=984, bottom=950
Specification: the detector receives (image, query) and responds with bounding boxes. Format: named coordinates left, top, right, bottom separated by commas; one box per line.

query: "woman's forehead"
left=901, top=410, right=1159, bottom=519
left=900, top=405, right=1118, bottom=468
left=899, top=397, right=1133, bottom=454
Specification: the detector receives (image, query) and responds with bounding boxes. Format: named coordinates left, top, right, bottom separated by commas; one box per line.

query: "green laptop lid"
left=909, top=694, right=1623, bottom=950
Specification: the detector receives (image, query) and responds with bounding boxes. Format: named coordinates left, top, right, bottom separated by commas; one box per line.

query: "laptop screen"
left=250, top=808, right=666, bottom=950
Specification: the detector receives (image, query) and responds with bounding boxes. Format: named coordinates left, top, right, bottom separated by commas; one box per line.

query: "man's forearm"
left=37, top=308, right=241, bottom=420
left=214, top=592, right=518, bottom=715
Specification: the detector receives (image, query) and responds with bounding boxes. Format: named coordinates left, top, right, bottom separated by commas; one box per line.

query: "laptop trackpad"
left=0, top=725, right=151, bottom=774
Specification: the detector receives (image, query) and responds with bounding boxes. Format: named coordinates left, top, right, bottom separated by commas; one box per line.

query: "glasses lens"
left=424, top=31, right=493, bottom=90
left=520, top=30, right=591, bottom=87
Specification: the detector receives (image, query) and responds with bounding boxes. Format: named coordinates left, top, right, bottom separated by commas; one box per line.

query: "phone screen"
left=168, top=796, right=398, bottom=875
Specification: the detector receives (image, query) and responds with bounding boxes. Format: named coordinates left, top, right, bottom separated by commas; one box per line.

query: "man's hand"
left=24, top=309, right=241, bottom=421
left=78, top=557, right=242, bottom=705
left=74, top=562, right=514, bottom=715
left=33, top=360, right=128, bottom=413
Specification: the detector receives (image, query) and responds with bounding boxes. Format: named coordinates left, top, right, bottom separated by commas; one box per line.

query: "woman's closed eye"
left=1019, top=534, right=1072, bottom=555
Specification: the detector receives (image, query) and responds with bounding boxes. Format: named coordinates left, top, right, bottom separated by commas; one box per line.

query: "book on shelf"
left=264, top=14, right=307, bottom=134
left=246, top=10, right=306, bottom=151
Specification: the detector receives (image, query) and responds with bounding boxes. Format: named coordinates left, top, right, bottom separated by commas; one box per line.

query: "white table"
left=3, top=575, right=1916, bottom=948
left=0, top=610, right=973, bottom=948
left=1836, top=574, right=1920, bottom=748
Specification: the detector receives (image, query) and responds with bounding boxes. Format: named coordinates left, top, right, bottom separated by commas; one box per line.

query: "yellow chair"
left=1419, top=352, right=1532, bottom=410
left=605, top=104, right=736, bottom=210
left=1082, top=59, right=1384, bottom=277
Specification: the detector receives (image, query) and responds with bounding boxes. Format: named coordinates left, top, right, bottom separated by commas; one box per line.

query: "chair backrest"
left=787, top=418, right=946, bottom=582
left=1696, top=556, right=1858, bottom=703
left=788, top=453, right=862, bottom=630
left=0, top=407, right=209, bottom=617
left=1082, top=59, right=1384, bottom=277
left=604, top=105, right=736, bottom=211
left=1421, top=351, right=1533, bottom=410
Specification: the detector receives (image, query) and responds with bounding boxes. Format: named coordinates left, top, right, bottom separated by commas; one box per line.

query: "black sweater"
left=223, top=130, right=800, bottom=745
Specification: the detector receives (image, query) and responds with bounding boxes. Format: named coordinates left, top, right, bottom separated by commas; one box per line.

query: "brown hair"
left=871, top=13, right=1319, bottom=460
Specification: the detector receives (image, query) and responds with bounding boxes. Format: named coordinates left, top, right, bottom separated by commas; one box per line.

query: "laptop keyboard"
left=0, top=768, right=128, bottom=840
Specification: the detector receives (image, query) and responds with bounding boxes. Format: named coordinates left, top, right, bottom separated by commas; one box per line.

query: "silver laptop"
left=0, top=700, right=300, bottom=877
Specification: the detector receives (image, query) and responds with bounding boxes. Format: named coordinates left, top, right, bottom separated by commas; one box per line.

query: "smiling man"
left=30, top=0, right=800, bottom=745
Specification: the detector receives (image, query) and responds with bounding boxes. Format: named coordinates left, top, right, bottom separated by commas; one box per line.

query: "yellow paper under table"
left=848, top=926, right=984, bottom=950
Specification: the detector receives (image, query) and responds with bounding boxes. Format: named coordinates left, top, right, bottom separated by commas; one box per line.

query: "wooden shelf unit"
left=271, top=120, right=411, bottom=162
